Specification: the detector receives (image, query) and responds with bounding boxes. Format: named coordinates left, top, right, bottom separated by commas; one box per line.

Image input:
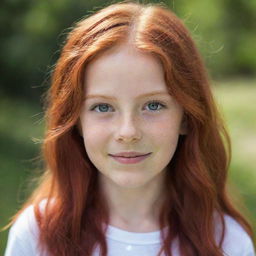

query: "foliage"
left=0, top=0, right=256, bottom=101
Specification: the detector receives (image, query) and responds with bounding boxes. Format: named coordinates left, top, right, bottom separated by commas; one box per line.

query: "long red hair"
left=3, top=1, right=254, bottom=255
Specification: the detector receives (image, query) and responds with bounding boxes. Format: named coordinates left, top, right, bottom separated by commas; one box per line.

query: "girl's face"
left=79, top=44, right=186, bottom=189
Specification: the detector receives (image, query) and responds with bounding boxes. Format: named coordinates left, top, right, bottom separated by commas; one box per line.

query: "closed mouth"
left=110, top=153, right=151, bottom=158
left=122, top=154, right=150, bottom=158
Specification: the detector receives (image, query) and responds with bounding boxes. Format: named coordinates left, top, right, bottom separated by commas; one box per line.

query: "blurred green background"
left=0, top=0, right=255, bottom=253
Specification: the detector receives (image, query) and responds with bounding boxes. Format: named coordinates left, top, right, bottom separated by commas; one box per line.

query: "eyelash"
left=89, top=100, right=167, bottom=113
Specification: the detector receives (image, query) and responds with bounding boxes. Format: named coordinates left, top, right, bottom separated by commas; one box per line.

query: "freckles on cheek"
left=153, top=117, right=173, bottom=132
left=83, top=120, right=111, bottom=144
left=153, top=118, right=180, bottom=142
left=84, top=125, right=102, bottom=141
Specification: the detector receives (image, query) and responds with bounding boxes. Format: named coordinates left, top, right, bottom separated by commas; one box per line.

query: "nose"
left=114, top=113, right=142, bottom=143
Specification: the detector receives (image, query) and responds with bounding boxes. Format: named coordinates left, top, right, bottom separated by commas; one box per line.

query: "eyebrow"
left=85, top=91, right=170, bottom=100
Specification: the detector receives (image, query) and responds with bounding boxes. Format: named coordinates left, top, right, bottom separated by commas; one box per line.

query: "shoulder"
left=9, top=198, right=49, bottom=238
left=215, top=213, right=255, bottom=256
left=4, top=199, right=49, bottom=256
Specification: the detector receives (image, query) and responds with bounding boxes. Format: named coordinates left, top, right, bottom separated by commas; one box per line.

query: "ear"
left=179, top=114, right=188, bottom=135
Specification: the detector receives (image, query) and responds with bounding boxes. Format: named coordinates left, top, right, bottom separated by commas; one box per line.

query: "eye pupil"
left=99, top=104, right=109, bottom=112
left=148, top=102, right=159, bottom=111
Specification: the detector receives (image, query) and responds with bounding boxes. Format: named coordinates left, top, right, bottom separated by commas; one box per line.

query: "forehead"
left=84, top=44, right=169, bottom=98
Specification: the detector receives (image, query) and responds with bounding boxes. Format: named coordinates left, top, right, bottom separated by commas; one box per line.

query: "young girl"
left=3, top=1, right=255, bottom=256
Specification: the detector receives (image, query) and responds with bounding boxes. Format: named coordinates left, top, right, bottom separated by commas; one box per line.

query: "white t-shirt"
left=4, top=202, right=255, bottom=256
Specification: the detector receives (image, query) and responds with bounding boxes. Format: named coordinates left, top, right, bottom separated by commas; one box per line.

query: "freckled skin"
left=79, top=43, right=186, bottom=189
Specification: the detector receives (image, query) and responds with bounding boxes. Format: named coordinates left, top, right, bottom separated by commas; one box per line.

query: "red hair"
left=4, top=1, right=254, bottom=255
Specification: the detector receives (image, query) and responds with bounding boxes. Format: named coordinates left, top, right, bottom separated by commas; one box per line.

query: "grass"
left=0, top=78, right=255, bottom=253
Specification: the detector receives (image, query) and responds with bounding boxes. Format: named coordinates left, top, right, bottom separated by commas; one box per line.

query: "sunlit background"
left=0, top=0, right=255, bottom=253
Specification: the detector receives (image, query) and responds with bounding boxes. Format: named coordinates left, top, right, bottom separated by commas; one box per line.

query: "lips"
left=109, top=152, right=151, bottom=158
left=109, top=153, right=152, bottom=164
left=121, top=155, right=147, bottom=158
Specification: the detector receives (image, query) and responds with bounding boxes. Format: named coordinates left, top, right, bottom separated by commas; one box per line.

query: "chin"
left=110, top=173, right=153, bottom=189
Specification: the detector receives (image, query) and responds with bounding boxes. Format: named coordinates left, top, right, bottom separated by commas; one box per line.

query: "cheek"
left=81, top=124, right=108, bottom=170
left=151, top=116, right=181, bottom=163
left=153, top=128, right=180, bottom=170
left=81, top=118, right=109, bottom=153
left=150, top=115, right=181, bottom=143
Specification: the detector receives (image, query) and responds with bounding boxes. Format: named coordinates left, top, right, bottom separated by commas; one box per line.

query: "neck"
left=99, top=170, right=167, bottom=232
